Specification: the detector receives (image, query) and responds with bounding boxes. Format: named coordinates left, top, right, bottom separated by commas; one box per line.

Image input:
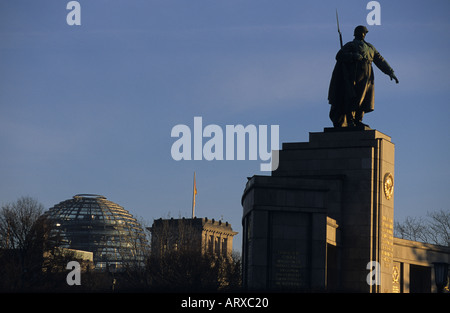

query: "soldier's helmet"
left=354, top=25, right=369, bottom=36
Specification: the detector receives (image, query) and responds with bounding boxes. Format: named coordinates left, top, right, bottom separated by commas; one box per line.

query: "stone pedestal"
left=242, top=128, right=395, bottom=292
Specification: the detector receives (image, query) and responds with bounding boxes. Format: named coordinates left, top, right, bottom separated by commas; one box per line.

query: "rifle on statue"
left=336, top=9, right=343, bottom=49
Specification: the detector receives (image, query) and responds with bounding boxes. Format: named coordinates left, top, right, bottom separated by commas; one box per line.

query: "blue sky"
left=1, top=0, right=449, bottom=251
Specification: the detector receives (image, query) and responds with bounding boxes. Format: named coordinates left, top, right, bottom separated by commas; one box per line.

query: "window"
left=215, top=237, right=220, bottom=256
left=209, top=235, right=214, bottom=254
left=222, top=238, right=228, bottom=257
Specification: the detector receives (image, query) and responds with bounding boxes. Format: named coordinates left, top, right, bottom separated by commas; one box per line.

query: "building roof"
left=150, top=217, right=238, bottom=236
left=45, top=194, right=147, bottom=269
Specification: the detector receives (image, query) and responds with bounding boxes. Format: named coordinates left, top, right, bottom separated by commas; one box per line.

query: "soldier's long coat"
left=328, top=39, right=394, bottom=114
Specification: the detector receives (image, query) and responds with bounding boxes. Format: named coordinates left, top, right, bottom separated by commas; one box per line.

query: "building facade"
left=393, top=238, right=449, bottom=293
left=150, top=217, right=238, bottom=258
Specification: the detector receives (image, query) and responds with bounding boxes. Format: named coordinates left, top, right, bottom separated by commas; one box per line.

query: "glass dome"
left=45, top=194, right=148, bottom=270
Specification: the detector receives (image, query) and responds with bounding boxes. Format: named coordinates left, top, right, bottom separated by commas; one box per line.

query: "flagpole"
left=192, top=172, right=196, bottom=218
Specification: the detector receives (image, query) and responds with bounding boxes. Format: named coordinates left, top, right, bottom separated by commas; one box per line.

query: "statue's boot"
left=355, top=111, right=369, bottom=128
left=346, top=113, right=356, bottom=127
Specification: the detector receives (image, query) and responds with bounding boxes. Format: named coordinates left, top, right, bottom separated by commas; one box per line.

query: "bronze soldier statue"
left=328, top=25, right=399, bottom=128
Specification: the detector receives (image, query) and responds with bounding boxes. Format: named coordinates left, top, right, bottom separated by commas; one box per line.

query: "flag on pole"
left=192, top=172, right=197, bottom=218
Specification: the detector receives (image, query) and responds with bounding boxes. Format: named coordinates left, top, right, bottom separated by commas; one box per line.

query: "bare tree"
left=395, top=209, right=450, bottom=246
left=424, top=210, right=450, bottom=246
left=0, top=196, right=44, bottom=250
left=0, top=196, right=81, bottom=291
left=0, top=196, right=47, bottom=290
left=394, top=216, right=428, bottom=243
